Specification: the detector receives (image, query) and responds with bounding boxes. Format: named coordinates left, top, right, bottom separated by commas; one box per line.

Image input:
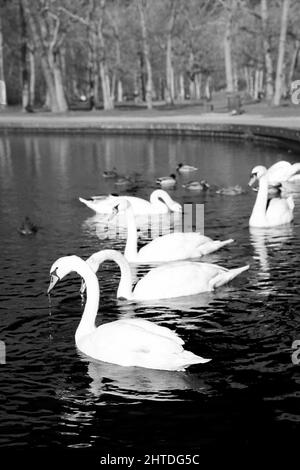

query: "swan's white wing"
left=120, top=318, right=184, bottom=345
left=133, top=262, right=229, bottom=299
left=267, top=161, right=292, bottom=184
left=89, top=320, right=184, bottom=357
left=138, top=233, right=211, bottom=262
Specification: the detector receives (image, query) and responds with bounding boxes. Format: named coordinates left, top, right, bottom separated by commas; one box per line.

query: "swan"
left=84, top=249, right=249, bottom=300
left=176, top=163, right=198, bottom=173
left=156, top=174, right=177, bottom=188
left=249, top=174, right=294, bottom=227
left=110, top=199, right=234, bottom=263
left=249, top=161, right=300, bottom=187
left=182, top=180, right=210, bottom=191
left=79, top=190, right=181, bottom=215
left=47, top=255, right=211, bottom=371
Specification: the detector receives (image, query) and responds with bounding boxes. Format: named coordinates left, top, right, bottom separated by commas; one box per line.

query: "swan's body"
left=249, top=174, right=294, bottom=228
left=156, top=174, right=177, bottom=188
left=182, top=180, right=210, bottom=191
left=249, top=161, right=300, bottom=187
left=85, top=249, right=249, bottom=300
left=111, top=199, right=234, bottom=263
left=216, top=185, right=244, bottom=196
left=48, top=255, right=210, bottom=371
left=176, top=163, right=198, bottom=173
left=79, top=190, right=181, bottom=215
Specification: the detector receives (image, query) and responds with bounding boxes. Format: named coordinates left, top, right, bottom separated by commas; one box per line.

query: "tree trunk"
left=165, top=0, right=177, bottom=105
left=22, top=0, right=68, bottom=112
left=224, top=0, right=235, bottom=93
left=137, top=0, right=153, bottom=109
left=273, top=0, right=290, bottom=106
left=261, top=0, right=274, bottom=101
left=28, top=47, right=35, bottom=107
left=19, top=0, right=30, bottom=110
left=178, top=73, right=185, bottom=101
left=288, top=39, right=300, bottom=85
left=0, top=11, right=7, bottom=108
left=98, top=0, right=114, bottom=110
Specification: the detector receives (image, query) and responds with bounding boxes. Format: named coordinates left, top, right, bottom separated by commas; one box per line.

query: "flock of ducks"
left=47, top=159, right=299, bottom=372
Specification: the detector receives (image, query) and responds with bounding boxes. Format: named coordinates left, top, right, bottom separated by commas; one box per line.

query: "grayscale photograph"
left=0, top=0, right=299, bottom=467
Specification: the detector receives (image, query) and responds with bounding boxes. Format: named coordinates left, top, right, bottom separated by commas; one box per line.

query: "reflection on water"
left=85, top=359, right=209, bottom=401
left=0, top=133, right=299, bottom=457
left=250, top=225, right=294, bottom=286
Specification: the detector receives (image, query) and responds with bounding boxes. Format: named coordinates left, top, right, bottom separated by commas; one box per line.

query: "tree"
left=273, top=0, right=291, bottom=105
left=136, top=0, right=153, bottom=109
left=0, top=2, right=7, bottom=108
left=223, top=0, right=236, bottom=93
left=21, top=0, right=68, bottom=112
left=261, top=0, right=274, bottom=101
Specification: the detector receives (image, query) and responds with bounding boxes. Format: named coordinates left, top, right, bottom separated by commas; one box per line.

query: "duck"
left=79, top=190, right=182, bottom=215
left=110, top=199, right=234, bottom=263
left=18, top=216, right=38, bottom=235
left=47, top=255, right=211, bottom=371
left=156, top=174, right=177, bottom=188
left=102, top=168, right=118, bottom=178
left=114, top=176, right=134, bottom=186
left=249, top=174, right=294, bottom=228
left=249, top=161, right=300, bottom=187
left=182, top=180, right=210, bottom=191
left=216, top=185, right=244, bottom=196
left=176, top=163, right=198, bottom=173
left=83, top=249, right=249, bottom=300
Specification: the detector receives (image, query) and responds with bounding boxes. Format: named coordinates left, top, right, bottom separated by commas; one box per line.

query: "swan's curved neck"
left=87, top=250, right=133, bottom=299
left=73, top=259, right=100, bottom=343
left=124, top=205, right=138, bottom=260
left=150, top=190, right=172, bottom=208
left=250, top=175, right=269, bottom=222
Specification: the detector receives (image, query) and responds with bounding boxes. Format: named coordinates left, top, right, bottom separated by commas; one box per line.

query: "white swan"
left=47, top=255, right=211, bottom=371
left=249, top=161, right=300, bottom=187
left=249, top=174, right=294, bottom=227
left=84, top=249, right=249, bottom=300
left=110, top=199, right=234, bottom=263
left=79, top=190, right=182, bottom=215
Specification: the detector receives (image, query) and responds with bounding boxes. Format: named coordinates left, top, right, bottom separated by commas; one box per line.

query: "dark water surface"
left=0, top=134, right=299, bottom=464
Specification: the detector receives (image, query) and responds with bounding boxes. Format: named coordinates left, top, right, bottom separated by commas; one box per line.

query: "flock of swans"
left=47, top=159, right=299, bottom=372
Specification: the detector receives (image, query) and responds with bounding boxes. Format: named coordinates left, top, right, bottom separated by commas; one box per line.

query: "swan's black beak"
left=47, top=272, right=60, bottom=294
left=248, top=174, right=257, bottom=187
left=108, top=205, right=119, bottom=221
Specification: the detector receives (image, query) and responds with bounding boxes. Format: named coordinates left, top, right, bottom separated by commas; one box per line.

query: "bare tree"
left=136, top=0, right=152, bottom=109
left=261, top=0, right=274, bottom=101
left=22, top=0, right=68, bottom=112
left=0, top=2, right=6, bottom=108
left=223, top=0, right=236, bottom=93
left=273, top=0, right=291, bottom=105
left=165, top=0, right=178, bottom=104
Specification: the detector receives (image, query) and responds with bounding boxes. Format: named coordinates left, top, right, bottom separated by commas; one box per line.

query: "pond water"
left=0, top=133, right=299, bottom=464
